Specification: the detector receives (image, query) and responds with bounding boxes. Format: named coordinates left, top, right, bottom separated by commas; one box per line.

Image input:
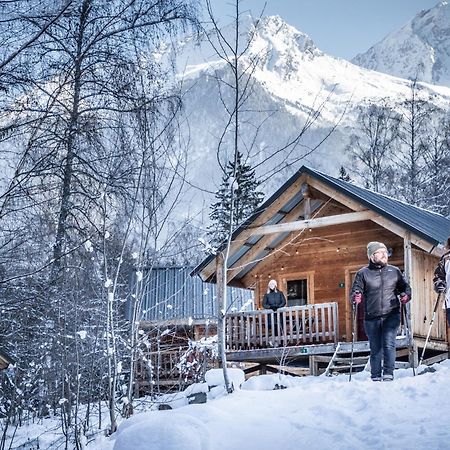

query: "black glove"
left=435, top=280, right=446, bottom=293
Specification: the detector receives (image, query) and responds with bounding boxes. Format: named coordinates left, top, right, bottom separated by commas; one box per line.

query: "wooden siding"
left=240, top=220, right=405, bottom=342
left=411, top=250, right=447, bottom=341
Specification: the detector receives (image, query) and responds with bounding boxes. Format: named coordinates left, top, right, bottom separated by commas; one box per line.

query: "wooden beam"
left=227, top=197, right=322, bottom=282
left=216, top=253, right=226, bottom=367
left=306, top=175, right=443, bottom=256
left=250, top=210, right=376, bottom=236
left=370, top=215, right=441, bottom=255
left=240, top=200, right=352, bottom=285
left=199, top=174, right=308, bottom=282
left=404, top=231, right=412, bottom=282
left=305, top=176, right=367, bottom=212
left=301, top=182, right=311, bottom=219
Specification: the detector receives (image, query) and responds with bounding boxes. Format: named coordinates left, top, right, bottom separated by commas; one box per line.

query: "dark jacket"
left=433, top=250, right=450, bottom=292
left=433, top=250, right=450, bottom=310
left=350, top=261, right=411, bottom=319
left=262, top=290, right=286, bottom=311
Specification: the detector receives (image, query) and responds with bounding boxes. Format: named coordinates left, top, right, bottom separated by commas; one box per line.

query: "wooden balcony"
left=225, top=302, right=339, bottom=351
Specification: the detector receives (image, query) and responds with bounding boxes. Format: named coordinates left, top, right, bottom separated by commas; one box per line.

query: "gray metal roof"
left=129, top=267, right=253, bottom=322
left=306, top=166, right=450, bottom=247
left=192, top=165, right=450, bottom=279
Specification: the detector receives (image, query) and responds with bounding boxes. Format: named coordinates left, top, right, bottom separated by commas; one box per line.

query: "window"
left=287, top=279, right=308, bottom=306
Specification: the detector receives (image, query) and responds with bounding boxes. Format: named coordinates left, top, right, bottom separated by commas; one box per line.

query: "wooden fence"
left=135, top=344, right=217, bottom=395
left=225, top=302, right=339, bottom=350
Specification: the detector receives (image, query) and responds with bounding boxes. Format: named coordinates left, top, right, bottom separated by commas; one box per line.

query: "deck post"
left=403, top=232, right=416, bottom=368
left=333, top=303, right=339, bottom=343
left=309, top=355, right=317, bottom=376
left=216, top=253, right=225, bottom=359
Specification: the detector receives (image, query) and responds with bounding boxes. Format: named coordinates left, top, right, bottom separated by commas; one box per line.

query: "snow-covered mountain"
left=176, top=14, right=450, bottom=215
left=352, top=1, right=450, bottom=85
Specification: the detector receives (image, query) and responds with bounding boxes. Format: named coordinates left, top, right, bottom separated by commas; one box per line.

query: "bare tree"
left=202, top=0, right=344, bottom=392
left=348, top=98, right=401, bottom=192
left=395, top=79, right=436, bottom=206
left=0, top=0, right=200, bottom=443
left=422, top=115, right=450, bottom=216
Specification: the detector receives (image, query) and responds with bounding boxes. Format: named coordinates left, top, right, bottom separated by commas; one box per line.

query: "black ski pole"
left=349, top=301, right=358, bottom=382
left=418, top=293, right=443, bottom=368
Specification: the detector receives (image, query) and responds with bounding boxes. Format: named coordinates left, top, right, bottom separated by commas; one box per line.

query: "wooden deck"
left=225, top=302, right=412, bottom=368
left=225, top=302, right=339, bottom=350
left=226, top=336, right=410, bottom=366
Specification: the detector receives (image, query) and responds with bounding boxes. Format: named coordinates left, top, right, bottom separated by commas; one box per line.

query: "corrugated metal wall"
left=130, top=267, right=254, bottom=322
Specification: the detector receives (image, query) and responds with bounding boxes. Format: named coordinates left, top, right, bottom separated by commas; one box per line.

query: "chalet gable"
left=193, top=165, right=450, bottom=286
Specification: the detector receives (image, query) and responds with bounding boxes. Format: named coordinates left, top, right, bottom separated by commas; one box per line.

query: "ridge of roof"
left=192, top=164, right=450, bottom=278
left=302, top=165, right=450, bottom=245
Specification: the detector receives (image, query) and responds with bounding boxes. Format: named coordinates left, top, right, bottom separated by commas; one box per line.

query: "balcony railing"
left=225, top=302, right=339, bottom=350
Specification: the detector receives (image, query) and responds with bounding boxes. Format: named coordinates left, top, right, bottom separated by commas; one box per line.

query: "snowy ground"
left=104, top=362, right=450, bottom=450
left=6, top=361, right=450, bottom=449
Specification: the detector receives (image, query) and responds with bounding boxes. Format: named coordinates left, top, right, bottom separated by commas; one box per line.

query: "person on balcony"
left=263, top=279, right=286, bottom=311
left=263, top=279, right=286, bottom=340
left=350, top=241, right=411, bottom=382
left=433, top=236, right=450, bottom=326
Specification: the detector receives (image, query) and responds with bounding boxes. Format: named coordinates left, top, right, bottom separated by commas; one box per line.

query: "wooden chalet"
left=192, top=166, right=450, bottom=375
left=0, top=349, right=14, bottom=370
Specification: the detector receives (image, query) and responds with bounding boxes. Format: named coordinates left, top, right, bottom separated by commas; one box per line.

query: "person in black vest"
left=263, top=279, right=286, bottom=339
left=350, top=241, right=411, bottom=382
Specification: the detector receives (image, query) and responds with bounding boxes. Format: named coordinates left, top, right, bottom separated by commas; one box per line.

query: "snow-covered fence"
left=225, top=302, right=339, bottom=350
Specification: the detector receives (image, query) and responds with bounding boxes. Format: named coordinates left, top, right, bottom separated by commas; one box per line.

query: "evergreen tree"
left=208, top=152, right=263, bottom=247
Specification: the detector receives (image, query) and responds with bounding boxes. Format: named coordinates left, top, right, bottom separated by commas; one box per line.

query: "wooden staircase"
left=324, top=341, right=370, bottom=377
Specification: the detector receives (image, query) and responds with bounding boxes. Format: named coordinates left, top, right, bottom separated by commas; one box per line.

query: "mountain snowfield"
left=353, top=1, right=450, bottom=85
left=176, top=12, right=450, bottom=216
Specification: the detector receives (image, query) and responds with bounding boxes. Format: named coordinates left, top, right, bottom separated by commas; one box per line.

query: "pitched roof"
left=305, top=166, right=450, bottom=246
left=192, top=165, right=450, bottom=280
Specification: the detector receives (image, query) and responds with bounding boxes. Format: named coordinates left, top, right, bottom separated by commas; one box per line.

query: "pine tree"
left=208, top=152, right=264, bottom=248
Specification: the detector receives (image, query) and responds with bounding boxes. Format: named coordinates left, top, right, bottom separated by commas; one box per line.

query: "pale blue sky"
left=206, top=0, right=440, bottom=59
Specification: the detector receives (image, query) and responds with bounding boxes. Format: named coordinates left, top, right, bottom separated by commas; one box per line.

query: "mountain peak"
left=352, top=1, right=450, bottom=86
left=254, top=15, right=320, bottom=58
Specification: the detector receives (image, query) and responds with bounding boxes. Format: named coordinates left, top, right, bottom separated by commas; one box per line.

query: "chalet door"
left=411, top=250, right=446, bottom=341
